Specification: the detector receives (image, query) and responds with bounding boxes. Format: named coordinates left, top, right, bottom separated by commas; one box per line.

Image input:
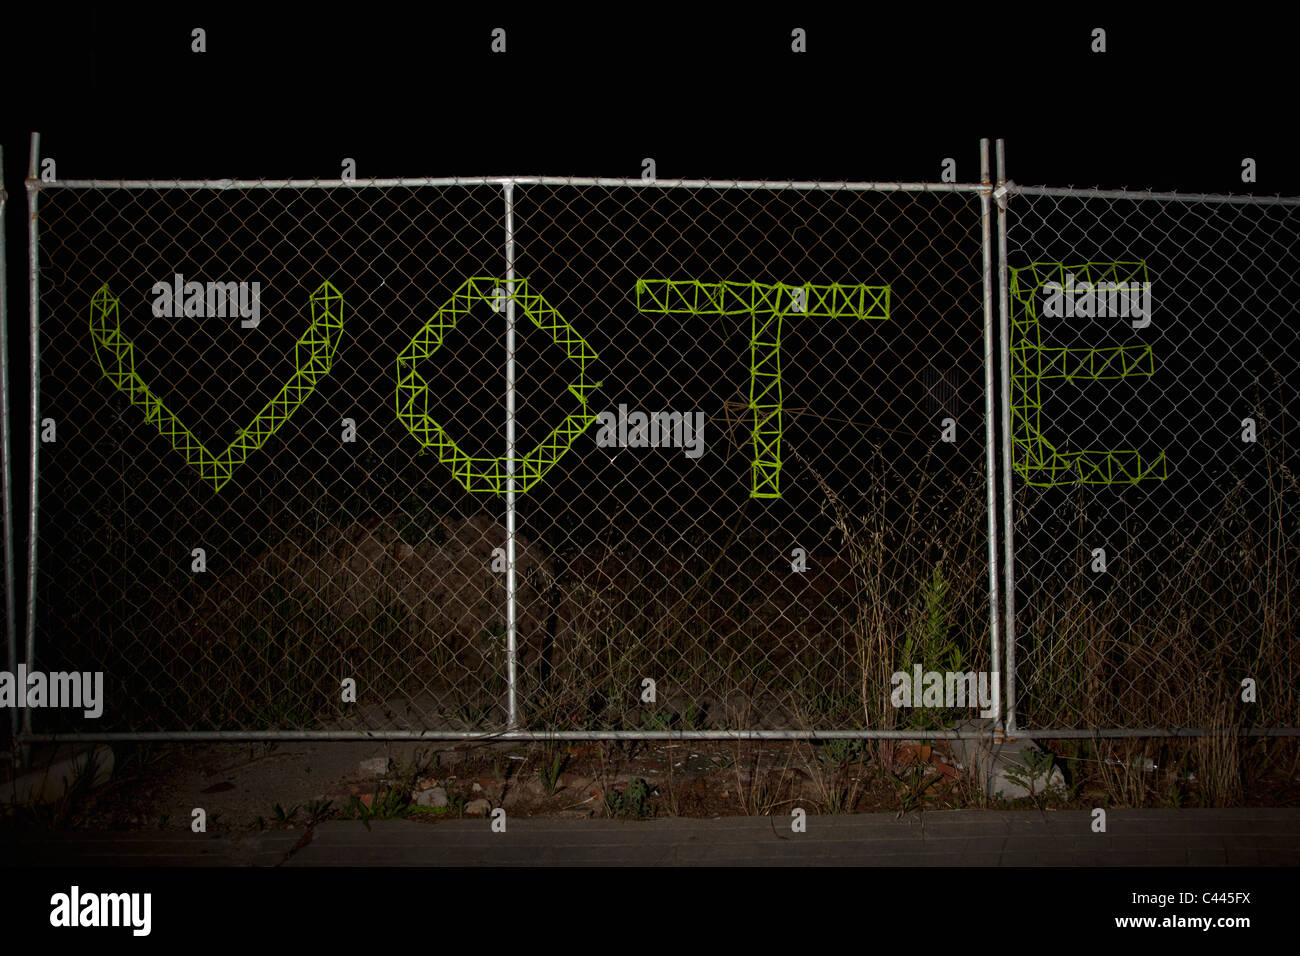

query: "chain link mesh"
left=1003, top=187, right=1299, bottom=732
left=29, top=178, right=995, bottom=736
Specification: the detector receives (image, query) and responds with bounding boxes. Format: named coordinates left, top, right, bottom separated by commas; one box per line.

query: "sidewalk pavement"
left=4, top=809, right=1298, bottom=867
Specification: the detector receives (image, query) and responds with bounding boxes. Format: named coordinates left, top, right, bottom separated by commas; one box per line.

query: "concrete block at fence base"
left=415, top=787, right=449, bottom=809
left=4, top=745, right=115, bottom=805
left=359, top=757, right=391, bottom=776
left=947, top=719, right=1066, bottom=801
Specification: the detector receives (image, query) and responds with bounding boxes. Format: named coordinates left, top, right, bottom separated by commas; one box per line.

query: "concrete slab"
left=3, top=745, right=114, bottom=805
left=947, top=720, right=1067, bottom=799
left=4, top=809, right=1297, bottom=867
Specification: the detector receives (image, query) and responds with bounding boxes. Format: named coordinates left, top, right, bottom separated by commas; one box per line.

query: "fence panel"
left=25, top=171, right=998, bottom=739
left=33, top=180, right=511, bottom=734
left=508, top=183, right=996, bottom=732
left=1002, top=185, right=1300, bottom=733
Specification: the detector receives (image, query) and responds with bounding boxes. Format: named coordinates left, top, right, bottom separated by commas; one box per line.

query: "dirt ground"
left=4, top=734, right=1299, bottom=838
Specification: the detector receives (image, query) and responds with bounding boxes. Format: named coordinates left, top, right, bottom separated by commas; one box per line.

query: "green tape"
left=396, top=278, right=599, bottom=494
left=90, top=281, right=344, bottom=492
left=637, top=279, right=889, bottom=498
left=1008, top=261, right=1167, bottom=486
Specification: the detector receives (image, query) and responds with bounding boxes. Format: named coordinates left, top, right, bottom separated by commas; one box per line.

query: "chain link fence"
left=999, top=182, right=1299, bottom=735
left=13, top=139, right=1298, bottom=746
left=20, top=148, right=999, bottom=740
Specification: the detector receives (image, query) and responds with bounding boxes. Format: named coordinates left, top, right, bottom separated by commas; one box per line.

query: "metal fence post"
left=503, top=181, right=520, bottom=729
left=979, top=138, right=1002, bottom=730
left=22, top=134, right=42, bottom=762
left=995, top=139, right=1018, bottom=734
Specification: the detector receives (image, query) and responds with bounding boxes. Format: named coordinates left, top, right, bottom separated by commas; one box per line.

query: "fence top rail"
left=1005, top=182, right=1300, bottom=207
left=30, top=175, right=993, bottom=193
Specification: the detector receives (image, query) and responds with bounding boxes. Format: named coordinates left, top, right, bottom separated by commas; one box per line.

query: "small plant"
left=445, top=791, right=468, bottom=816
left=538, top=748, right=567, bottom=798
left=680, top=700, right=704, bottom=732
left=640, top=710, right=672, bottom=732
left=891, top=764, right=943, bottom=814
left=743, top=774, right=778, bottom=816
left=899, top=565, right=961, bottom=675
left=304, top=798, right=334, bottom=824
left=818, top=739, right=866, bottom=767
left=342, top=786, right=412, bottom=829
left=1012, top=747, right=1056, bottom=786
left=271, top=802, right=299, bottom=824
left=896, top=564, right=975, bottom=730
left=811, top=739, right=869, bottom=814
left=1003, top=747, right=1061, bottom=809
left=824, top=787, right=852, bottom=814
left=605, top=778, right=654, bottom=819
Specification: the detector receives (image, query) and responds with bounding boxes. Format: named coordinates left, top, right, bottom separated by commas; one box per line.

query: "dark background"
left=4, top=7, right=1296, bottom=464
left=2, top=9, right=1295, bottom=186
